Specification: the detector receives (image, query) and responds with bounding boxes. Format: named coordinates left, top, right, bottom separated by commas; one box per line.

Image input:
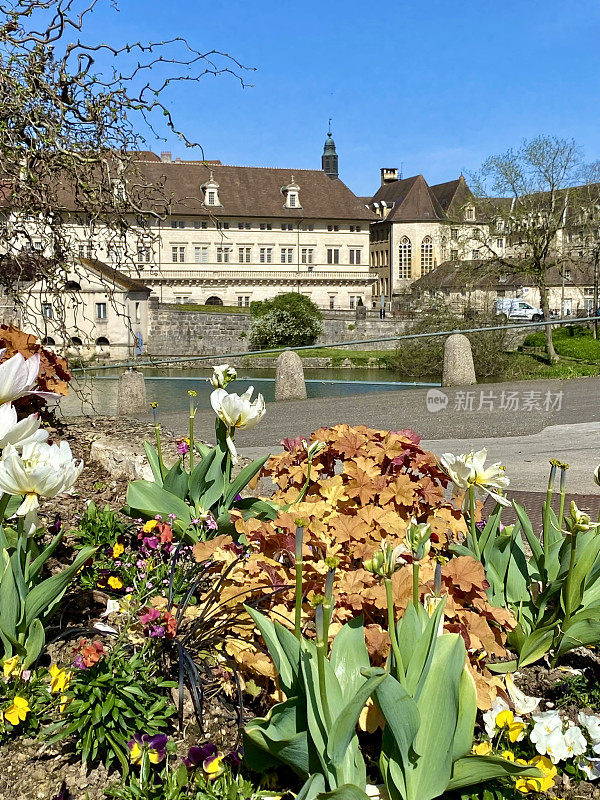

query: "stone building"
left=63, top=135, right=377, bottom=310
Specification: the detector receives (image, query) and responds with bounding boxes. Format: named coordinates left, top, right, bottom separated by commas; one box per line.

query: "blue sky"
left=88, top=0, right=600, bottom=196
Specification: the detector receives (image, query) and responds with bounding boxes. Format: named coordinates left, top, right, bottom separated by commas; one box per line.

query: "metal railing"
left=72, top=315, right=600, bottom=373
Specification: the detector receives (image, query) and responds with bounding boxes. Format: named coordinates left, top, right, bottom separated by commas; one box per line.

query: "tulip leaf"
left=487, top=659, right=518, bottom=674
left=517, top=626, right=555, bottom=668
left=143, top=441, right=164, bottom=485
left=223, top=454, right=270, bottom=510
left=0, top=547, right=19, bottom=639
left=513, top=502, right=543, bottom=563
left=162, top=461, right=189, bottom=500
left=453, top=664, right=477, bottom=761
left=314, top=785, right=371, bottom=800
left=564, top=531, right=600, bottom=616
left=326, top=669, right=387, bottom=766
left=369, top=669, right=420, bottom=768
left=296, top=774, right=326, bottom=800
left=28, top=532, right=63, bottom=582
left=125, top=481, right=192, bottom=527
left=244, top=697, right=311, bottom=777
left=405, top=598, right=446, bottom=699
left=447, top=755, right=543, bottom=790
left=245, top=605, right=299, bottom=695
left=188, top=450, right=216, bottom=505
left=23, top=618, right=44, bottom=668
left=330, top=616, right=370, bottom=699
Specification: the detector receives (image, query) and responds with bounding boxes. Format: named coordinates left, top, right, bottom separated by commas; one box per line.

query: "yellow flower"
left=59, top=694, right=71, bottom=714
left=112, top=542, right=124, bottom=558
left=495, top=709, right=514, bottom=728
left=129, top=741, right=143, bottom=764
left=142, top=519, right=159, bottom=533
left=501, top=750, right=515, bottom=761
left=514, top=755, right=555, bottom=794
left=204, top=754, right=225, bottom=779
left=4, top=696, right=30, bottom=726
left=495, top=709, right=526, bottom=742
left=2, top=656, right=20, bottom=679
left=149, top=749, right=163, bottom=765
left=49, top=665, right=72, bottom=694
left=473, top=741, right=492, bottom=756
left=108, top=576, right=124, bottom=590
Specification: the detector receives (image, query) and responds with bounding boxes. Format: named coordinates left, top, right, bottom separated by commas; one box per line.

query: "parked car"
left=494, top=297, right=544, bottom=322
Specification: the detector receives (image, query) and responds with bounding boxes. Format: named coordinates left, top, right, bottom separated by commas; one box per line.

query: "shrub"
left=249, top=292, right=322, bottom=350
left=390, top=309, right=511, bottom=381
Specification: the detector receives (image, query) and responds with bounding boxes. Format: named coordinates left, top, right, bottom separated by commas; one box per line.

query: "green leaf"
left=327, top=669, right=387, bottom=767
left=297, top=774, right=327, bottom=800
left=453, top=664, right=477, bottom=761
left=447, top=755, right=543, bottom=791
left=513, top=503, right=543, bottom=563
left=28, top=533, right=63, bottom=582
left=223, top=453, right=270, bottom=509
left=330, top=616, right=370, bottom=699
left=143, top=441, right=163, bottom=485
left=188, top=449, right=216, bottom=505
left=405, top=598, right=446, bottom=699
left=369, top=669, right=420, bottom=769
left=162, top=461, right=189, bottom=500
left=0, top=547, right=19, bottom=641
left=23, top=618, right=44, bottom=668
left=487, top=659, right=518, bottom=674
left=245, top=605, right=299, bottom=695
left=517, top=626, right=555, bottom=668
left=125, top=481, right=192, bottom=528
left=244, top=697, right=311, bottom=777
left=315, top=786, right=372, bottom=800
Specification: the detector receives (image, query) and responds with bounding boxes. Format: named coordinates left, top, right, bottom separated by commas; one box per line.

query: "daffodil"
left=0, top=403, right=48, bottom=450
left=0, top=350, right=58, bottom=405
left=440, top=448, right=510, bottom=509
left=49, top=665, right=72, bottom=694
left=0, top=440, right=83, bottom=534
left=2, top=655, right=21, bottom=679
left=210, top=386, right=265, bottom=462
left=3, top=695, right=30, bottom=725
left=209, top=364, right=237, bottom=389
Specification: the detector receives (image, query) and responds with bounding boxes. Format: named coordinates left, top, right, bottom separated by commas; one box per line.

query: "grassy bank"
left=247, top=347, right=397, bottom=367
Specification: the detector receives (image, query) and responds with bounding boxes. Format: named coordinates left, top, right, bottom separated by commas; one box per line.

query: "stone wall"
left=145, top=299, right=409, bottom=357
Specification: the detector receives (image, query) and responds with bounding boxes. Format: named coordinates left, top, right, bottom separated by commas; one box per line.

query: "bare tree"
left=464, top=136, right=584, bottom=361
left=0, top=0, right=252, bottom=345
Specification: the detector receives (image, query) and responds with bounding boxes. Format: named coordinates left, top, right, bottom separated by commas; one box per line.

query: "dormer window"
left=465, top=206, right=475, bottom=221
left=201, top=172, right=221, bottom=207
left=281, top=176, right=301, bottom=209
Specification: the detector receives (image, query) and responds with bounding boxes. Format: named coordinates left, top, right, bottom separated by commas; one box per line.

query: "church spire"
left=322, top=120, right=338, bottom=179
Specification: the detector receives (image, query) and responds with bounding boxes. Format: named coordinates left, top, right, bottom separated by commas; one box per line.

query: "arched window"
left=42, top=336, right=55, bottom=346
left=205, top=296, right=223, bottom=306
left=96, top=336, right=110, bottom=347
left=66, top=281, right=81, bottom=290
left=398, top=237, right=412, bottom=279
left=70, top=336, right=83, bottom=346
left=421, top=237, right=433, bottom=274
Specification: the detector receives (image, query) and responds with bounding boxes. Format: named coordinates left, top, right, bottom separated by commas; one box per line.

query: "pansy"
left=127, top=733, right=168, bottom=765
left=495, top=708, right=526, bottom=742
left=183, top=741, right=225, bottom=779
left=515, top=755, right=556, bottom=794
left=2, top=655, right=21, bottom=680
left=482, top=698, right=510, bottom=738
left=49, top=665, right=72, bottom=694
left=142, top=519, right=159, bottom=533
left=3, top=695, right=30, bottom=725
left=472, top=741, right=492, bottom=755
left=578, top=712, right=600, bottom=751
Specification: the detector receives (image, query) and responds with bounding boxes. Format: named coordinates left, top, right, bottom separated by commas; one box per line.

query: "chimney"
left=381, top=167, right=398, bottom=186
left=160, top=151, right=172, bottom=163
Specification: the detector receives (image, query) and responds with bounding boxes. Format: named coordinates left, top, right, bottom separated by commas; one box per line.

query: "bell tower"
left=322, top=121, right=338, bottom=179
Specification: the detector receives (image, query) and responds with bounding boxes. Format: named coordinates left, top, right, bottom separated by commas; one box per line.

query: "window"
left=329, top=295, right=336, bottom=309
left=584, top=287, right=594, bottom=297
left=195, top=246, right=209, bottom=263
left=96, top=302, right=107, bottom=320
left=327, top=248, right=340, bottom=264
left=78, top=242, right=93, bottom=259
left=194, top=221, right=208, bottom=229
left=451, top=228, right=459, bottom=239
left=42, top=302, right=53, bottom=319
left=259, top=222, right=272, bottom=231
left=420, top=237, right=433, bottom=274
left=207, top=191, right=216, bottom=205
left=398, top=236, right=412, bottom=279
left=216, top=247, right=230, bottom=263
left=259, top=247, right=272, bottom=264
left=111, top=246, right=123, bottom=262
left=496, top=219, right=505, bottom=231
left=33, top=240, right=43, bottom=251
left=472, top=249, right=480, bottom=260
left=171, top=246, right=185, bottom=263
left=135, top=302, right=141, bottom=323
left=239, top=247, right=251, bottom=263
left=302, top=224, right=314, bottom=231
left=450, top=249, right=459, bottom=261
left=137, top=247, right=151, bottom=263
left=281, top=247, right=293, bottom=263
left=289, top=194, right=297, bottom=207
left=349, top=225, right=362, bottom=232
left=301, top=248, right=314, bottom=264
left=496, top=238, right=505, bottom=249
left=564, top=269, right=571, bottom=280
left=349, top=248, right=361, bottom=265
left=171, top=220, right=185, bottom=228
left=327, top=224, right=340, bottom=232
left=465, top=207, right=475, bottom=221
left=237, top=295, right=251, bottom=307
left=281, top=223, right=293, bottom=230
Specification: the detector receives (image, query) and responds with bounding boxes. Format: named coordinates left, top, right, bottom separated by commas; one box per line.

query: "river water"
left=60, top=366, right=438, bottom=416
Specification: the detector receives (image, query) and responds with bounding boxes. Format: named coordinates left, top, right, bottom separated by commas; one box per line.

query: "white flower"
left=0, top=402, right=48, bottom=450
left=562, top=724, right=588, bottom=759
left=578, top=712, right=600, bottom=750
left=303, top=439, right=326, bottom=459
left=482, top=698, right=509, bottom=738
left=209, top=364, right=237, bottom=389
left=594, top=463, right=600, bottom=488
left=440, top=448, right=510, bottom=509
left=0, top=349, right=57, bottom=405
left=580, top=758, right=600, bottom=781
left=0, top=440, right=83, bottom=534
left=530, top=711, right=565, bottom=762
left=505, top=672, right=541, bottom=715
left=210, top=386, right=265, bottom=463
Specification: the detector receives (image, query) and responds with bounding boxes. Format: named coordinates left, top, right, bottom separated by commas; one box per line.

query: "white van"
left=495, top=297, right=544, bottom=322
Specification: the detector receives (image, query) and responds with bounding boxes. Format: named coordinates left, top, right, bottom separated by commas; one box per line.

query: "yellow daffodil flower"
left=473, top=741, right=493, bottom=756
left=2, top=656, right=20, bottom=679
left=49, top=665, right=72, bottom=694
left=4, top=696, right=30, bottom=725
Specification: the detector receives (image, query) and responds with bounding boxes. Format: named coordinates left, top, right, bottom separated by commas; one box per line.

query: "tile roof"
left=78, top=257, right=150, bottom=293
left=369, top=175, right=446, bottom=222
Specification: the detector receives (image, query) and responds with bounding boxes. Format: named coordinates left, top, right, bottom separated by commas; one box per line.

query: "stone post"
left=275, top=350, right=307, bottom=401
left=117, top=368, right=147, bottom=415
left=442, top=333, right=476, bottom=387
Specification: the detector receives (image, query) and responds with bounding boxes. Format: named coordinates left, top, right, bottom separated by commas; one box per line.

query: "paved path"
left=136, top=375, right=600, bottom=493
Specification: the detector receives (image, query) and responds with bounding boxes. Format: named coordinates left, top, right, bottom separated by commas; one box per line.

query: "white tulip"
left=0, top=440, right=83, bottom=534
left=0, top=402, right=49, bottom=450
left=0, top=349, right=58, bottom=405
left=209, top=364, right=237, bottom=389
left=440, top=448, right=510, bottom=510
left=505, top=672, right=541, bottom=715
left=210, top=386, right=265, bottom=462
